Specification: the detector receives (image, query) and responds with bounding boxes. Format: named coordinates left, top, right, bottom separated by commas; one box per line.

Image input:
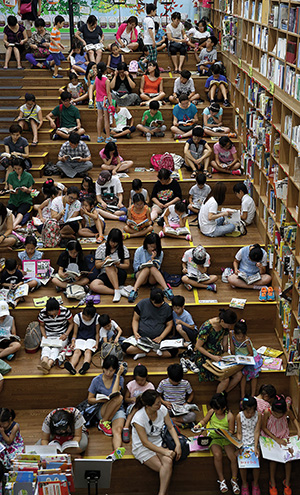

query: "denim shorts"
left=96, top=101, right=108, bottom=111
left=51, top=52, right=65, bottom=66
left=97, top=405, right=126, bottom=422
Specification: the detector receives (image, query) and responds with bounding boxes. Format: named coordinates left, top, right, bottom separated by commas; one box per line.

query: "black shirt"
left=0, top=269, right=23, bottom=286
left=151, top=179, right=182, bottom=205
left=57, top=252, right=88, bottom=272
left=79, top=24, right=103, bottom=45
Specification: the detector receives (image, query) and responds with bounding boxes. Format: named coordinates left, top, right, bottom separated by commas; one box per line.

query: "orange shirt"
left=130, top=204, right=149, bottom=226
left=143, top=75, right=162, bottom=94
left=50, top=26, right=61, bottom=53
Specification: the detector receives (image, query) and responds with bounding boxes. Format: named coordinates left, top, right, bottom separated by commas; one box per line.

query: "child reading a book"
left=79, top=175, right=95, bottom=201
left=128, top=233, right=173, bottom=303
left=188, top=173, right=211, bottom=214
left=99, top=313, right=125, bottom=345
left=195, top=35, right=217, bottom=75
left=35, top=185, right=59, bottom=231
left=255, top=384, right=276, bottom=414
left=193, top=392, right=240, bottom=495
left=0, top=259, right=27, bottom=308
left=157, top=363, right=196, bottom=427
left=211, top=136, right=241, bottom=175
left=172, top=295, right=197, bottom=345
left=110, top=102, right=136, bottom=140
left=0, top=302, right=21, bottom=361
left=159, top=200, right=191, bottom=241
left=78, top=195, right=105, bottom=243
left=41, top=407, right=88, bottom=454
left=169, top=69, right=202, bottom=105
left=129, top=178, right=149, bottom=207
left=38, top=298, right=73, bottom=374
left=202, top=102, right=233, bottom=138
left=123, top=193, right=152, bottom=239
left=183, top=126, right=212, bottom=178
left=181, top=244, right=218, bottom=292
left=136, top=100, right=166, bottom=139
left=100, top=141, right=134, bottom=174
left=122, top=364, right=155, bottom=443
left=204, top=64, right=230, bottom=106
left=233, top=183, right=256, bottom=225
left=229, top=319, right=263, bottom=398
left=51, top=240, right=90, bottom=291
left=150, top=167, right=182, bottom=222
left=236, top=397, right=261, bottom=495
left=16, top=93, right=43, bottom=147
left=18, top=235, right=44, bottom=291
left=65, top=301, right=100, bottom=375
left=227, top=244, right=272, bottom=289
left=262, top=395, right=300, bottom=495
left=0, top=408, right=24, bottom=469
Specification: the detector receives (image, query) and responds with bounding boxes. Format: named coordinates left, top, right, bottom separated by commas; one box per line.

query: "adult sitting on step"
left=46, top=91, right=90, bottom=141
left=0, top=203, right=17, bottom=248
left=56, top=132, right=93, bottom=179
left=122, top=288, right=177, bottom=360
left=25, top=18, right=53, bottom=69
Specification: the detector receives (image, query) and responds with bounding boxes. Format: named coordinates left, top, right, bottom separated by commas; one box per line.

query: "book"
left=102, top=257, right=120, bottom=268
left=229, top=298, right=247, bottom=309
left=237, top=271, right=261, bottom=284
left=221, top=208, right=241, bottom=223
left=285, top=361, right=300, bottom=376
left=123, top=336, right=184, bottom=352
left=95, top=391, right=121, bottom=401
left=41, top=337, right=64, bottom=348
left=64, top=215, right=83, bottom=223
left=164, top=226, right=190, bottom=236
left=209, top=79, right=228, bottom=87
left=238, top=447, right=260, bottom=468
left=0, top=284, right=29, bottom=307
left=171, top=403, right=199, bottom=416
left=150, top=120, right=164, bottom=128
left=187, top=272, right=210, bottom=282
left=138, top=261, right=156, bottom=270
left=260, top=435, right=300, bottom=463
left=177, top=119, right=194, bottom=126
left=221, top=355, right=256, bottom=365
left=64, top=155, right=82, bottom=162
left=127, top=218, right=149, bottom=231
left=22, top=260, right=52, bottom=284
left=261, top=356, right=282, bottom=371
left=33, top=295, right=63, bottom=308
left=203, top=428, right=243, bottom=448
left=84, top=42, right=104, bottom=52
left=256, top=346, right=283, bottom=357
left=48, top=440, right=79, bottom=452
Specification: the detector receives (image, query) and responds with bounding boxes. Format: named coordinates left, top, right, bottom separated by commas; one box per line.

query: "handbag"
left=203, top=358, right=243, bottom=381
left=161, top=425, right=190, bottom=461
left=101, top=192, right=118, bottom=206
left=77, top=399, right=101, bottom=428
left=100, top=342, right=123, bottom=363
left=20, top=1, right=32, bottom=14
left=31, top=47, right=50, bottom=59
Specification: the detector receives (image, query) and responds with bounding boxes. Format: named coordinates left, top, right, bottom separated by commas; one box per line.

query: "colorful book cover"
left=261, top=356, right=283, bottom=370
left=238, top=447, right=260, bottom=468
left=260, top=436, right=300, bottom=463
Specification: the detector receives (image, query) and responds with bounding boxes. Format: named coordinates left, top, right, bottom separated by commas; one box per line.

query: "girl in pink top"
left=211, top=136, right=241, bottom=175
left=122, top=364, right=155, bottom=442
left=115, top=16, right=139, bottom=51
left=262, top=395, right=300, bottom=495
left=91, top=62, right=115, bottom=144
left=255, top=383, right=276, bottom=414
left=99, top=142, right=133, bottom=174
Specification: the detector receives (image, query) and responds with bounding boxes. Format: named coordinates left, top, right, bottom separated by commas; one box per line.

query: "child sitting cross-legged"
left=99, top=313, right=125, bottom=346
left=79, top=195, right=105, bottom=244
left=18, top=235, right=45, bottom=291
left=157, top=363, right=196, bottom=428
left=211, top=136, right=241, bottom=175
left=205, top=64, right=230, bottom=107
left=203, top=102, right=235, bottom=138
left=136, top=100, right=166, bottom=139
left=123, top=193, right=153, bottom=239
left=184, top=126, right=212, bottom=178
left=64, top=301, right=100, bottom=375
left=0, top=259, right=27, bottom=308
left=122, top=364, right=155, bottom=443
left=159, top=200, right=191, bottom=241
left=110, top=102, right=136, bottom=139
left=188, top=173, right=211, bottom=214
left=51, top=240, right=90, bottom=291
left=169, top=69, right=202, bottom=105
left=182, top=245, right=217, bottom=292
left=172, top=295, right=197, bottom=347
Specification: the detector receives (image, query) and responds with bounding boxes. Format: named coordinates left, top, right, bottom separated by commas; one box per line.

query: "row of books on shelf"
left=222, top=36, right=238, bottom=55
left=279, top=297, right=292, bottom=327
left=271, top=38, right=300, bottom=66
left=265, top=58, right=300, bottom=100
left=291, top=125, right=300, bottom=151
left=222, top=16, right=238, bottom=36
left=242, top=0, right=262, bottom=22
left=267, top=58, right=285, bottom=89
left=269, top=3, right=300, bottom=34
left=247, top=82, right=273, bottom=119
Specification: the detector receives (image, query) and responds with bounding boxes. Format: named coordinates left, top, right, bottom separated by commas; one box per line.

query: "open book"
left=120, top=46, right=131, bottom=53
left=164, top=226, right=190, bottom=236
left=139, top=260, right=159, bottom=270
left=204, top=428, right=243, bottom=449
left=238, top=271, right=261, bottom=285
left=41, top=337, right=64, bottom=348
left=209, top=79, right=228, bottom=87
left=23, top=260, right=52, bottom=285
left=187, top=272, right=210, bottom=282
left=123, top=336, right=184, bottom=352
left=1, top=152, right=21, bottom=159
left=0, top=284, right=29, bottom=307
left=150, top=120, right=164, bottom=128
left=57, top=126, right=77, bottom=135
left=95, top=391, right=121, bottom=401
left=48, top=440, right=79, bottom=453
left=171, top=403, right=199, bottom=416
left=229, top=298, right=247, bottom=309
left=64, top=216, right=83, bottom=223
left=177, top=119, right=194, bottom=126
left=84, top=43, right=104, bottom=52
left=64, top=155, right=82, bottom=162
left=260, top=435, right=300, bottom=463
left=221, top=355, right=255, bottom=365
left=221, top=208, right=240, bottom=223
left=102, top=257, right=120, bottom=268
left=127, top=218, right=149, bottom=231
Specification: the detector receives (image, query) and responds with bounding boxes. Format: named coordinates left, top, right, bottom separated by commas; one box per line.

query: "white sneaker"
left=120, top=287, right=130, bottom=298
left=156, top=349, right=163, bottom=356
left=133, top=353, right=146, bottom=360
left=113, top=289, right=121, bottom=302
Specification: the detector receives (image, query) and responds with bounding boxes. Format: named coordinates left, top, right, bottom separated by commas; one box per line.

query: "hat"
left=192, top=245, right=207, bottom=264
left=0, top=302, right=9, bottom=318
left=97, top=170, right=112, bottom=186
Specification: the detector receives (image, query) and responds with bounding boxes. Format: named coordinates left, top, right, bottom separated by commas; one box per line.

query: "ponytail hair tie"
left=243, top=397, right=249, bottom=401
left=240, top=318, right=245, bottom=323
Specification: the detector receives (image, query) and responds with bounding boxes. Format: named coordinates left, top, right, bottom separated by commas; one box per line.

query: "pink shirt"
left=95, top=76, right=108, bottom=102
left=116, top=23, right=138, bottom=43
left=99, top=148, right=123, bottom=164
left=214, top=142, right=237, bottom=164
left=126, top=379, right=155, bottom=398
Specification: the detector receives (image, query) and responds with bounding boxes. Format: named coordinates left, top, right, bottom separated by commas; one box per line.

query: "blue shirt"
left=235, top=245, right=267, bottom=276
left=205, top=74, right=228, bottom=89
left=89, top=373, right=124, bottom=396
left=18, top=249, right=43, bottom=261
left=133, top=246, right=164, bottom=273
left=172, top=308, right=197, bottom=333
left=173, top=103, right=197, bottom=123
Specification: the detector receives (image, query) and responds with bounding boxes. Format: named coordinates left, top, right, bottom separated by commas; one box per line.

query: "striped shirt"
left=157, top=378, right=192, bottom=405
left=38, top=306, right=73, bottom=336
left=50, top=26, right=61, bottom=53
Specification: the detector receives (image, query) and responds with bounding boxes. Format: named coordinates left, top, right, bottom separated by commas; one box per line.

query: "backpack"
left=65, top=284, right=86, bottom=300
left=55, top=103, right=63, bottom=129
left=43, top=161, right=60, bottom=176
left=151, top=153, right=174, bottom=172
left=100, top=342, right=124, bottom=363
left=221, top=267, right=234, bottom=283
left=85, top=252, right=99, bottom=282
left=41, top=219, right=61, bottom=248
left=24, top=321, right=42, bottom=353
left=128, top=60, right=138, bottom=73
left=161, top=424, right=190, bottom=461
left=225, top=220, right=247, bottom=237
left=169, top=153, right=185, bottom=170
left=163, top=271, right=182, bottom=287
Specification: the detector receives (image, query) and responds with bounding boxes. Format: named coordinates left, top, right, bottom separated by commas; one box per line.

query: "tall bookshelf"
left=213, top=0, right=300, bottom=413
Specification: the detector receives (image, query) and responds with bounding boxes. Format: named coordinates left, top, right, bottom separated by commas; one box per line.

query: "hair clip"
left=243, top=397, right=249, bottom=401
left=240, top=318, right=245, bottom=323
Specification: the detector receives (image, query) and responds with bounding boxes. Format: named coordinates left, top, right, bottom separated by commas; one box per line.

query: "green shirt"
left=142, top=109, right=163, bottom=127
left=7, top=171, right=34, bottom=207
left=52, top=104, right=81, bottom=129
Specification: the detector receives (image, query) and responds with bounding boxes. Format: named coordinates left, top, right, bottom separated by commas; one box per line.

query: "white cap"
left=0, top=301, right=9, bottom=318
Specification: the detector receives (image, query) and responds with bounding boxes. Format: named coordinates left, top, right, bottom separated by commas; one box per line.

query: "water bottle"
left=146, top=133, right=151, bottom=142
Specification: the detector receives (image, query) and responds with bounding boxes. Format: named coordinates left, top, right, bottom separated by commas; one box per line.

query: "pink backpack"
left=151, top=153, right=174, bottom=172
left=41, top=219, right=61, bottom=248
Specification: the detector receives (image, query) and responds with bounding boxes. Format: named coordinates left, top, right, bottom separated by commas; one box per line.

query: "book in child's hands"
left=139, top=261, right=156, bottom=269
left=222, top=355, right=256, bottom=365
left=164, top=226, right=190, bottom=236
left=64, top=215, right=83, bottom=223
left=41, top=337, right=64, bottom=348
left=0, top=284, right=29, bottom=308
left=177, top=119, right=194, bottom=126
left=221, top=208, right=240, bottom=223
left=187, top=272, right=210, bottom=282
left=238, top=271, right=261, bottom=284
left=204, top=428, right=243, bottom=448
left=209, top=79, right=228, bottom=87
left=238, top=447, right=260, bottom=468
left=22, top=259, right=52, bottom=282
left=102, top=257, right=120, bottom=268
left=48, top=440, right=79, bottom=452
left=229, top=298, right=247, bottom=309
left=150, top=120, right=164, bottom=128
left=171, top=403, right=199, bottom=416
left=256, top=346, right=283, bottom=357
left=260, top=435, right=300, bottom=463
left=127, top=218, right=149, bottom=231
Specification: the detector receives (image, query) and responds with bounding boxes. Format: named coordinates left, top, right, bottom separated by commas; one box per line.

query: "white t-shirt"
left=95, top=176, right=123, bottom=198
left=189, top=184, right=211, bottom=205
left=113, top=107, right=132, bottom=131
left=51, top=196, right=81, bottom=224
left=99, top=319, right=118, bottom=340
left=143, top=16, right=155, bottom=45
left=167, top=204, right=188, bottom=225
left=241, top=194, right=256, bottom=225
left=199, top=197, right=218, bottom=235
left=73, top=313, right=98, bottom=327
left=166, top=22, right=184, bottom=39
left=186, top=27, right=210, bottom=42
left=132, top=405, right=168, bottom=454
left=182, top=248, right=210, bottom=277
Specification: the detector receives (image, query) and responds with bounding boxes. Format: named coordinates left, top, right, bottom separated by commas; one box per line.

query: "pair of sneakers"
left=259, top=286, right=275, bottom=301
left=180, top=357, right=199, bottom=373
left=128, top=287, right=174, bottom=303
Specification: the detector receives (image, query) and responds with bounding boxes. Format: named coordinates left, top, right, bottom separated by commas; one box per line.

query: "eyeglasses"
left=149, top=419, right=154, bottom=434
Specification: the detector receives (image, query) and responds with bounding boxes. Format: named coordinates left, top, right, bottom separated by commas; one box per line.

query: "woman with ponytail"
left=131, top=390, right=181, bottom=495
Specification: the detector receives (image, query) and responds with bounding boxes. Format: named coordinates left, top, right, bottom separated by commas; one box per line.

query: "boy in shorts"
left=49, top=15, right=65, bottom=79
left=136, top=100, right=166, bottom=138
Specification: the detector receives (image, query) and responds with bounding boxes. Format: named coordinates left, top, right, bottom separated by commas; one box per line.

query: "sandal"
left=269, top=483, right=277, bottom=495
left=191, top=171, right=197, bottom=178
left=283, top=481, right=292, bottom=495
left=31, top=141, right=38, bottom=146
left=231, top=478, right=240, bottom=495
left=203, top=170, right=212, bottom=178
left=184, top=283, right=193, bottom=291
left=96, top=235, right=104, bottom=244
left=218, top=480, right=229, bottom=493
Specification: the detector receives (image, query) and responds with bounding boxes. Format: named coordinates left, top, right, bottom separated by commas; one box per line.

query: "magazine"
left=221, top=355, right=255, bottom=365
left=164, top=226, right=190, bottom=236
left=171, top=403, right=199, bottom=416
left=33, top=296, right=63, bottom=308
left=22, top=260, right=52, bottom=284
left=0, top=284, right=29, bottom=307
left=229, top=298, right=247, bottom=309
left=238, top=271, right=261, bottom=285
left=238, top=447, right=260, bottom=468
left=261, top=356, right=282, bottom=371
left=48, top=440, right=79, bottom=452
left=202, top=428, right=243, bottom=448
left=260, top=436, right=300, bottom=463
